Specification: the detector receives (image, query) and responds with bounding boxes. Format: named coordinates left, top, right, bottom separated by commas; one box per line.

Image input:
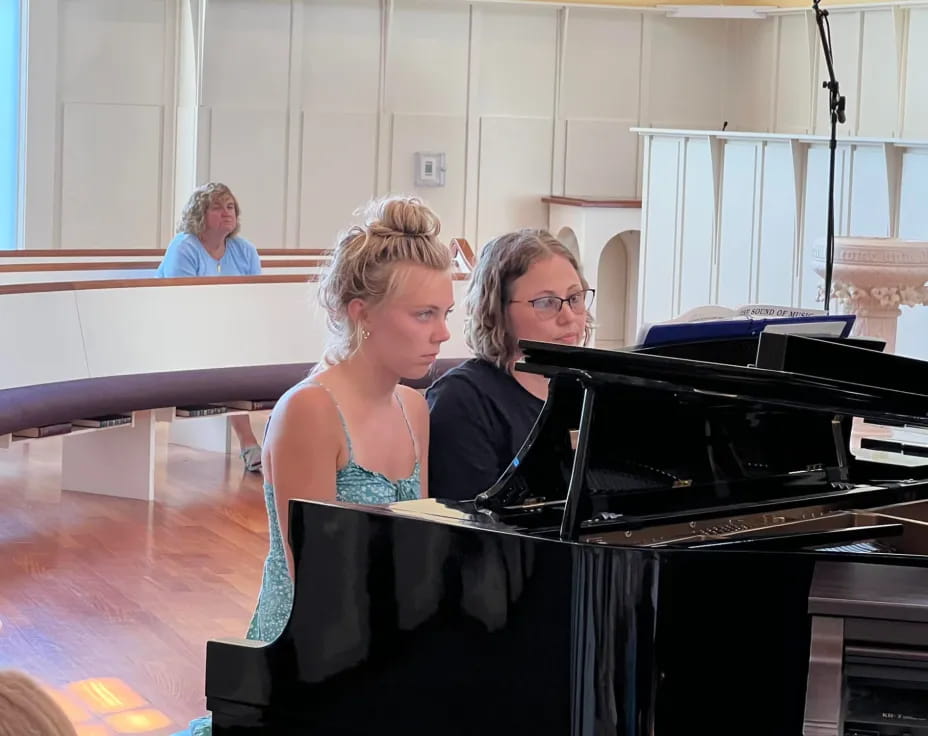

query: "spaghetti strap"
left=394, top=391, right=418, bottom=460
left=307, top=380, right=354, bottom=461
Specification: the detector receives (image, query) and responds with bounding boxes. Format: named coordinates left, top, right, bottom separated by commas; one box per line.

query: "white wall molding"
left=636, top=127, right=928, bottom=360
left=19, top=0, right=928, bottom=250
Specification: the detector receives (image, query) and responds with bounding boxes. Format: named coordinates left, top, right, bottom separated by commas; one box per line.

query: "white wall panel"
left=476, top=5, right=557, bottom=118
left=476, top=116, right=553, bottom=248
left=857, top=10, right=900, bottom=137
left=756, top=142, right=797, bottom=306
left=848, top=145, right=891, bottom=237
left=896, top=150, right=928, bottom=361
left=202, top=0, right=291, bottom=108
left=677, top=138, right=715, bottom=313
left=389, top=1, right=469, bottom=116
left=646, top=16, right=727, bottom=130
left=717, top=141, right=761, bottom=307
left=565, top=119, right=639, bottom=198
left=60, top=103, right=163, bottom=249
left=902, top=8, right=928, bottom=140
left=301, top=0, right=381, bottom=114
left=300, top=112, right=377, bottom=248
left=59, top=0, right=167, bottom=105
left=898, top=150, right=928, bottom=239
left=774, top=14, right=813, bottom=135
left=208, top=108, right=289, bottom=247
left=29, top=0, right=928, bottom=272
left=724, top=19, right=777, bottom=132
left=561, top=8, right=642, bottom=121
left=389, top=114, right=467, bottom=238
left=640, top=136, right=681, bottom=325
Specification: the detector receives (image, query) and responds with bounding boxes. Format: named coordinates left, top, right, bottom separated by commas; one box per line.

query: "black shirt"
left=426, top=358, right=544, bottom=501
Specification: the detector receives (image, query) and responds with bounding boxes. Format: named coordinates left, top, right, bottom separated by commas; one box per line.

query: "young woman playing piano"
left=426, top=229, right=593, bottom=501
left=176, top=195, right=455, bottom=736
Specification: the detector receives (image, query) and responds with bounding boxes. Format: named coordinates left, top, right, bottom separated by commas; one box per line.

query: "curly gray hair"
left=176, top=182, right=241, bottom=238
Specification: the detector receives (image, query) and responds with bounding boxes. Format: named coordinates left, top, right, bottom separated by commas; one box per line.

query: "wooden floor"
left=0, top=426, right=268, bottom=735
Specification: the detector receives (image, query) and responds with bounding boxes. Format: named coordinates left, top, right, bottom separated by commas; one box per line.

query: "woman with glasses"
left=426, top=228, right=594, bottom=501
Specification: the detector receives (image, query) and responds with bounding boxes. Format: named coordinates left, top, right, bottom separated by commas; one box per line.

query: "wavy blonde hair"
left=317, top=196, right=453, bottom=367
left=176, top=182, right=241, bottom=238
left=465, top=229, right=593, bottom=371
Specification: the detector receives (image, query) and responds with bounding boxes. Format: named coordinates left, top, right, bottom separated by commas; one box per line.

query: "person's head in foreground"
left=0, top=670, right=77, bottom=736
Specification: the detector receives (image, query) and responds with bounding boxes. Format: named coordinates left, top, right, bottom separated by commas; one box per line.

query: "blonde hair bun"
left=363, top=196, right=440, bottom=240
left=317, top=194, right=453, bottom=367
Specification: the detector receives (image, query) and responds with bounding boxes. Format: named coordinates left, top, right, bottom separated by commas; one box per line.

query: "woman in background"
left=157, top=182, right=263, bottom=472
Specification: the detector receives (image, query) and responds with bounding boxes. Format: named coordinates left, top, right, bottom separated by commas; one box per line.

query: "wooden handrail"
left=450, top=238, right=476, bottom=268
left=0, top=248, right=332, bottom=257
left=0, top=258, right=329, bottom=273
left=0, top=261, right=162, bottom=271
left=0, top=274, right=316, bottom=296
left=541, top=196, right=643, bottom=208
left=0, top=271, right=470, bottom=295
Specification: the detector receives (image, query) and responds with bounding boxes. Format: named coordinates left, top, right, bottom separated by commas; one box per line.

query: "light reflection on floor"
left=46, top=678, right=174, bottom=736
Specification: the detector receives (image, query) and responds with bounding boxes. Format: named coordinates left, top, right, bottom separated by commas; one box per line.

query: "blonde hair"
left=465, top=228, right=593, bottom=370
left=0, top=671, right=77, bottom=736
left=317, top=196, right=453, bottom=366
left=176, top=182, right=241, bottom=238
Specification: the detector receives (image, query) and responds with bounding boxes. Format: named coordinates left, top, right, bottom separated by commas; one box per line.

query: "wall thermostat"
left=414, top=152, right=446, bottom=187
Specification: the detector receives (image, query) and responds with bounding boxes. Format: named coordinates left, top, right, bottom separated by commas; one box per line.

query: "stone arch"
left=557, top=226, right=580, bottom=264
left=596, top=230, right=640, bottom=349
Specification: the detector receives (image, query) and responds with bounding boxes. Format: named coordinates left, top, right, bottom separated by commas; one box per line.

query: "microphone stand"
left=812, top=0, right=846, bottom=314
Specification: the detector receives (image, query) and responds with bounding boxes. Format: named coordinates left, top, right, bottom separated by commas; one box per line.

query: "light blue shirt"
left=156, top=233, right=262, bottom=277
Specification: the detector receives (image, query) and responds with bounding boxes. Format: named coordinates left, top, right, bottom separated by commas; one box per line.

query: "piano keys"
left=205, top=332, right=928, bottom=735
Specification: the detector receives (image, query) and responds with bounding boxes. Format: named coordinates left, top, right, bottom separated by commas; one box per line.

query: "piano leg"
left=802, top=615, right=845, bottom=736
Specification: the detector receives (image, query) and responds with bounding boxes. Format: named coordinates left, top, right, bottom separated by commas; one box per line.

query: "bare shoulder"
left=397, top=385, right=429, bottom=429
left=270, top=381, right=339, bottom=433
left=397, top=385, right=428, bottom=415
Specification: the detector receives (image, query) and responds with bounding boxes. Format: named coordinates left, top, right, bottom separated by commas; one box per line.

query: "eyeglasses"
left=509, top=288, right=595, bottom=320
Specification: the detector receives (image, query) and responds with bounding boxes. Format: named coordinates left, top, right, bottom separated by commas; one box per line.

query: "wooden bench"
left=0, top=248, right=330, bottom=262
left=0, top=359, right=463, bottom=499
left=0, top=274, right=471, bottom=500
left=0, top=258, right=330, bottom=284
left=0, top=240, right=476, bottom=284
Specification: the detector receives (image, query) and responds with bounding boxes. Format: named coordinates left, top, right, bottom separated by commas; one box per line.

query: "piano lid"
left=473, top=335, right=928, bottom=541
left=515, top=336, right=928, bottom=426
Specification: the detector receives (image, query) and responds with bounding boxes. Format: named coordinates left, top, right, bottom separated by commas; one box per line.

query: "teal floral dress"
left=179, top=386, right=421, bottom=736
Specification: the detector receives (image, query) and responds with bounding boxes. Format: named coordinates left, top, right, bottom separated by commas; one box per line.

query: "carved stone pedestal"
left=814, top=236, right=928, bottom=354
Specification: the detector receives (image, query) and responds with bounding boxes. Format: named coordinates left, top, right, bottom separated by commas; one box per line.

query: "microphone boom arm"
left=813, top=0, right=846, bottom=314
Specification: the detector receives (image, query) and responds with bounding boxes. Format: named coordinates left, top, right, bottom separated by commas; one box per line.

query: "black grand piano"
left=206, top=332, right=928, bottom=736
